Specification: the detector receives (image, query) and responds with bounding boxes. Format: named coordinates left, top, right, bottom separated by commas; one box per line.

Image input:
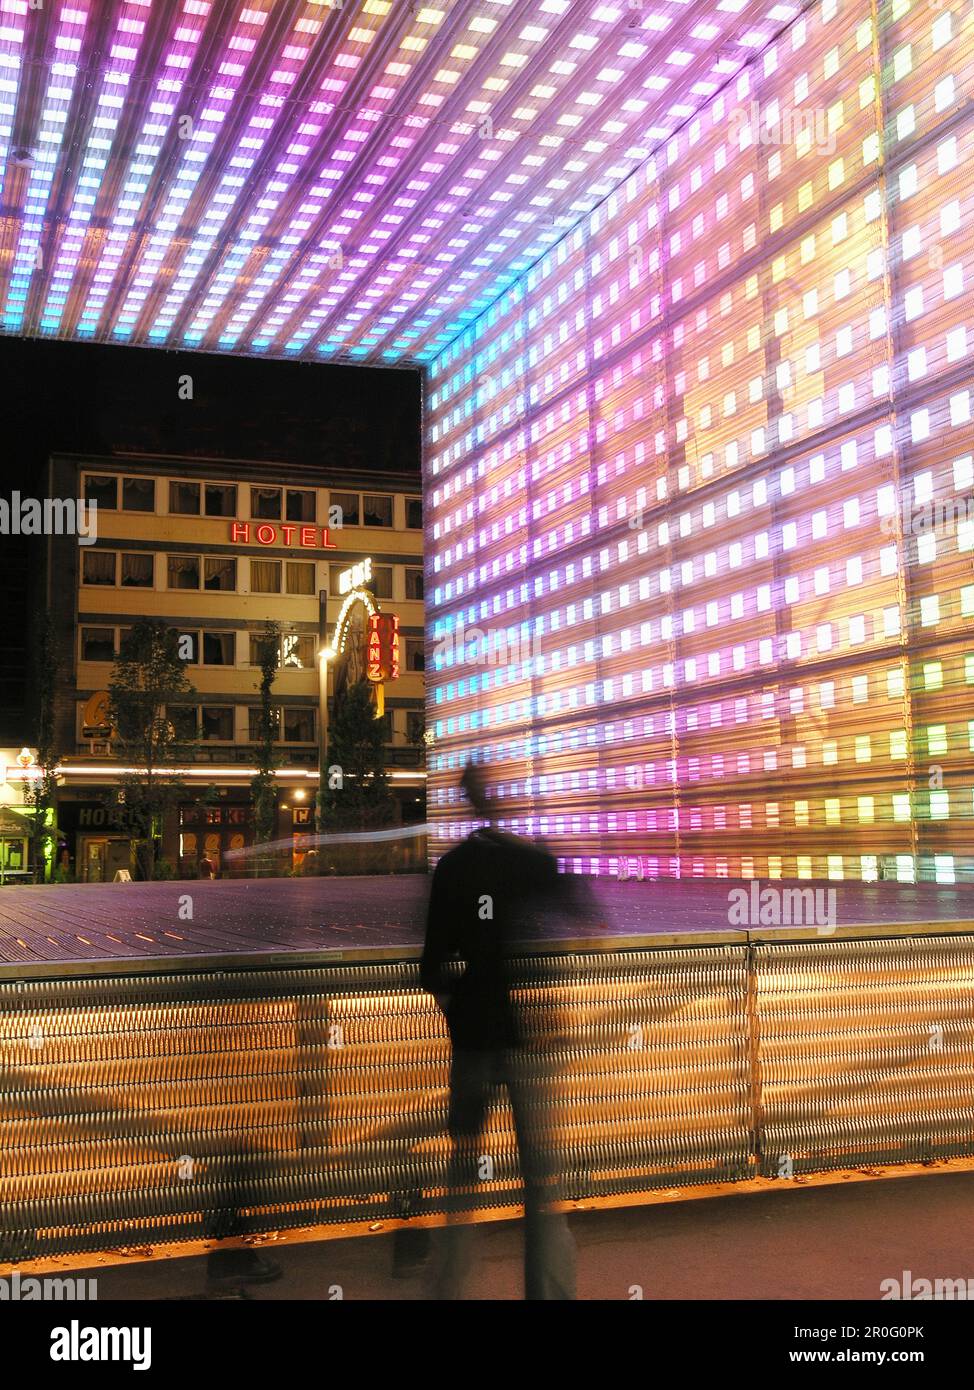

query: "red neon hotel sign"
left=229, top=522, right=336, bottom=549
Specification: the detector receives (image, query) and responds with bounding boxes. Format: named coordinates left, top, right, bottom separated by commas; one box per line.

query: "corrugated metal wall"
left=2, top=933, right=972, bottom=1261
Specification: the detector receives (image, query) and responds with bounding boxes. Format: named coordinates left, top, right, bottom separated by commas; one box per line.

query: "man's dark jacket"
left=420, top=828, right=561, bottom=1051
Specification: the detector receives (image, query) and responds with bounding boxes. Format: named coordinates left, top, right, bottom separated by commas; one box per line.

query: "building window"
left=168, top=555, right=200, bottom=589
left=363, top=494, right=393, bottom=527
left=251, top=559, right=281, bottom=593
left=201, top=706, right=234, bottom=741
left=121, top=552, right=153, bottom=587
left=82, top=550, right=117, bottom=585
left=204, top=556, right=236, bottom=591
left=122, top=477, right=155, bottom=512
left=406, top=638, right=425, bottom=672
left=169, top=481, right=201, bottom=515
left=205, top=483, right=237, bottom=517
left=330, top=491, right=359, bottom=527
left=81, top=628, right=116, bottom=662
left=286, top=489, right=316, bottom=523
left=281, top=707, right=314, bottom=742
left=248, top=706, right=280, bottom=741
left=407, top=709, right=425, bottom=743
left=281, top=633, right=314, bottom=669
left=251, top=486, right=281, bottom=520
left=169, top=706, right=198, bottom=740
left=406, top=497, right=423, bottom=529
left=203, top=632, right=235, bottom=665
left=249, top=631, right=278, bottom=666
left=84, top=475, right=117, bottom=510
left=375, top=710, right=393, bottom=743
left=405, top=567, right=424, bottom=600
left=370, top=565, right=393, bottom=599
left=286, top=561, right=315, bottom=595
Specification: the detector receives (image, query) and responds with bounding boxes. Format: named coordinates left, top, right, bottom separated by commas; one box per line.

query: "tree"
left=319, top=679, right=395, bottom=832
left=106, top=619, right=197, bottom=880
left=250, top=621, right=280, bottom=875
left=24, top=612, right=58, bottom=882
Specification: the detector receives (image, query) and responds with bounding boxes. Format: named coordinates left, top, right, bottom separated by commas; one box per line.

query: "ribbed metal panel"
left=2, top=935, right=971, bottom=1261
left=0, top=946, right=750, bottom=1260
left=754, top=935, right=974, bottom=1175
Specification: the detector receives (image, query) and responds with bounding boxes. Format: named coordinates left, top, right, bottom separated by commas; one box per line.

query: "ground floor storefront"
left=53, top=780, right=426, bottom=881
left=0, top=806, right=32, bottom=884
left=0, top=748, right=38, bottom=884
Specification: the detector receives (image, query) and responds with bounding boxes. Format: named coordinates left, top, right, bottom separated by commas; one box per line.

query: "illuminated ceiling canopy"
left=0, top=0, right=796, bottom=365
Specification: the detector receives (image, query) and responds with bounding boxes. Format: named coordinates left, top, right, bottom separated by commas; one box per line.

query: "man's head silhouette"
left=460, top=760, right=490, bottom=819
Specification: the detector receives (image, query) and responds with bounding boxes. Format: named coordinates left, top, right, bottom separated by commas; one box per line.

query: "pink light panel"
left=4, top=0, right=974, bottom=885
left=425, top=0, right=974, bottom=884
left=0, top=0, right=793, bottom=362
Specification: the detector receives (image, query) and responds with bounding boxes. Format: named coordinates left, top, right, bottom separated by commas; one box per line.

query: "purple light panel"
left=0, top=0, right=792, bottom=362
left=425, top=0, right=974, bottom=884
left=5, top=0, right=974, bottom=885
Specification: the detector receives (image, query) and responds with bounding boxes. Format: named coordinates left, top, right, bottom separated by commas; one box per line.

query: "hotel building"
left=44, top=453, right=426, bottom=881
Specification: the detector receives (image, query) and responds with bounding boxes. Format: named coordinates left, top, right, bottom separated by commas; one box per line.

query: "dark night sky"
left=0, top=335, right=423, bottom=740
left=0, top=335, right=421, bottom=487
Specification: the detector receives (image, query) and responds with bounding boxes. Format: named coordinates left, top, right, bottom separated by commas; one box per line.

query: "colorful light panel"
left=0, top=0, right=794, bottom=363
left=5, top=0, right=974, bottom=883
left=426, top=0, right=974, bottom=884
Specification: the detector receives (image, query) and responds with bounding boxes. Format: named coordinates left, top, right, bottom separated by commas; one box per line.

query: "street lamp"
left=317, top=587, right=332, bottom=832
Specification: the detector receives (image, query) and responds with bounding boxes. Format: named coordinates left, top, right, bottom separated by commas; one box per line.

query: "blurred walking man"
left=421, top=761, right=578, bottom=1300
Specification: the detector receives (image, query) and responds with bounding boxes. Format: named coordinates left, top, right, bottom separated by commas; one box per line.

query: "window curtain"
left=204, top=557, right=235, bottom=591
left=250, top=560, right=281, bottom=593
left=251, top=487, right=280, bottom=519
left=83, top=551, right=116, bottom=584
left=286, top=562, right=314, bottom=595
left=167, top=556, right=199, bottom=589
left=203, top=632, right=234, bottom=665
left=121, top=553, right=153, bottom=586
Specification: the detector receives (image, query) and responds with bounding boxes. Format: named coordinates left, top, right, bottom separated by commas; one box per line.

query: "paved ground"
left=54, top=1168, right=974, bottom=1301
left=0, top=875, right=431, bottom=966
left=1, top=876, right=972, bottom=968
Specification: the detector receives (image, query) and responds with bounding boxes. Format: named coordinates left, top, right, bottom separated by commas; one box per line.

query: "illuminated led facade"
left=2, top=0, right=972, bottom=883
left=426, top=0, right=974, bottom=884
left=0, top=0, right=791, bottom=363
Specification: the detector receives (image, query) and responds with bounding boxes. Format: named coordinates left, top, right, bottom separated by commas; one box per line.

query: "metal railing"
left=1, top=931, right=972, bottom=1260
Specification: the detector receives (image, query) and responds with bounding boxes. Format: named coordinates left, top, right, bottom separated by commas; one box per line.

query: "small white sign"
left=338, top=557, right=372, bottom=595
